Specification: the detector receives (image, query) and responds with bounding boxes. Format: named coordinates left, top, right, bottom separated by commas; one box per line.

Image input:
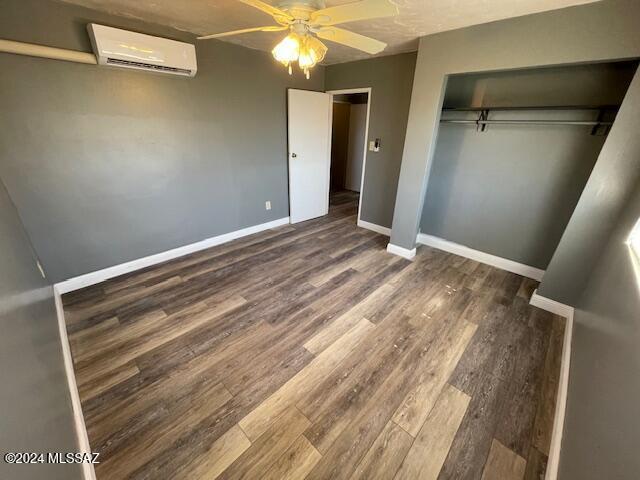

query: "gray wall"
left=0, top=179, right=81, bottom=480
left=420, top=63, right=636, bottom=269
left=0, top=0, right=323, bottom=282
left=325, top=53, right=416, bottom=228
left=330, top=102, right=350, bottom=191
left=539, top=69, right=640, bottom=303
left=390, top=0, right=640, bottom=252
left=558, top=182, right=640, bottom=480
left=389, top=6, right=640, bottom=477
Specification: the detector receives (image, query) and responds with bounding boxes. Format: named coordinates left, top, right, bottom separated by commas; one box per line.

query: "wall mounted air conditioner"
left=87, top=24, right=197, bottom=77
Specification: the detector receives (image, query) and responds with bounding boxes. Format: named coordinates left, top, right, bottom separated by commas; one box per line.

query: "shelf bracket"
left=590, top=109, right=610, bottom=136
left=476, top=109, right=489, bottom=132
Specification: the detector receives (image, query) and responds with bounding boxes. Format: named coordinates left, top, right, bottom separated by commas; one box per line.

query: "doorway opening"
left=328, top=88, right=371, bottom=226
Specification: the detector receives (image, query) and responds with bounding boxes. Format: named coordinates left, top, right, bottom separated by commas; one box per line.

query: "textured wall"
left=0, top=179, right=80, bottom=480
left=345, top=103, right=367, bottom=192
left=539, top=69, right=640, bottom=302
left=559, top=182, right=640, bottom=480
left=325, top=53, right=416, bottom=228
left=390, top=0, right=640, bottom=251
left=330, top=102, right=350, bottom=191
left=420, top=63, right=636, bottom=269
left=0, top=0, right=323, bottom=282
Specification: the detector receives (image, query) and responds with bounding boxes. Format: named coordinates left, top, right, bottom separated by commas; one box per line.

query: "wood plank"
left=62, top=193, right=557, bottom=480
left=394, top=384, right=470, bottom=480
left=392, top=319, right=477, bottom=437
left=300, top=315, right=421, bottom=454
left=351, top=420, right=413, bottom=480
left=220, top=407, right=311, bottom=480
left=73, top=309, right=167, bottom=362
left=532, top=315, right=565, bottom=455
left=75, top=296, right=246, bottom=388
left=481, top=439, right=527, bottom=480
left=69, top=316, right=119, bottom=344
left=304, top=322, right=441, bottom=480
left=303, top=312, right=364, bottom=355
left=523, top=446, right=548, bottom=480
left=495, top=299, right=551, bottom=458
left=65, top=276, right=183, bottom=331
left=238, top=317, right=375, bottom=441
left=439, top=371, right=510, bottom=480
left=78, top=362, right=140, bottom=402
left=174, top=425, right=251, bottom=480
left=126, top=346, right=313, bottom=480
left=262, top=435, right=322, bottom=480
left=96, top=380, right=232, bottom=480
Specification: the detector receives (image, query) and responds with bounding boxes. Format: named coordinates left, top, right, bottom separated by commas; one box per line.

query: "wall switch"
left=369, top=139, right=381, bottom=152
left=265, top=201, right=271, bottom=210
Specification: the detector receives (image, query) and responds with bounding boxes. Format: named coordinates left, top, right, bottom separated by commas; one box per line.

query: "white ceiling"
left=59, top=0, right=600, bottom=64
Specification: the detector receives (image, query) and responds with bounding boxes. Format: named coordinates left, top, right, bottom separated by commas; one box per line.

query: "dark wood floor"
left=63, top=190, right=563, bottom=480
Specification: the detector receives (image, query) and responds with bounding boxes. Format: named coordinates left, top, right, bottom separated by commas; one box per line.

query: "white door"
left=288, top=89, right=332, bottom=223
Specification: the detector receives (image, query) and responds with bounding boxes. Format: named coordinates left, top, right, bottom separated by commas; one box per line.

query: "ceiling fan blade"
left=197, top=25, right=287, bottom=40
left=316, top=27, right=386, bottom=54
left=310, top=0, right=398, bottom=26
left=238, top=0, right=294, bottom=22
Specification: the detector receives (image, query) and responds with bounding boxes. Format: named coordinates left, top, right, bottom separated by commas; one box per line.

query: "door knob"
left=291, top=153, right=297, bottom=158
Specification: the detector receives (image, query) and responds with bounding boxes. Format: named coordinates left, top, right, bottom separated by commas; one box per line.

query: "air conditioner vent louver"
left=88, top=24, right=197, bottom=77
left=106, top=58, right=192, bottom=76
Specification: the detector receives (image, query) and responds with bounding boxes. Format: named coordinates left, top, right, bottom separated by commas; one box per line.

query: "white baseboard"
left=529, top=289, right=574, bottom=318
left=55, top=217, right=290, bottom=294
left=416, top=233, right=545, bottom=281
left=357, top=219, right=391, bottom=236
left=386, top=243, right=416, bottom=260
left=54, top=286, right=96, bottom=480
left=529, top=289, right=574, bottom=480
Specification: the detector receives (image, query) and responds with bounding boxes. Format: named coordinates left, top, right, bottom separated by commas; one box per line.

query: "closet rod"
left=442, top=105, right=619, bottom=112
left=440, top=119, right=613, bottom=126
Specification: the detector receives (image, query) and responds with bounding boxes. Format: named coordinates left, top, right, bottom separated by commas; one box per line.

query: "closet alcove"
left=421, top=60, right=639, bottom=270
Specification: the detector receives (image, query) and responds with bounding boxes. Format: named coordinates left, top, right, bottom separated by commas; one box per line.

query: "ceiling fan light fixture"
left=298, top=35, right=327, bottom=79
left=272, top=32, right=301, bottom=71
left=201, top=0, right=396, bottom=79
left=271, top=31, right=325, bottom=79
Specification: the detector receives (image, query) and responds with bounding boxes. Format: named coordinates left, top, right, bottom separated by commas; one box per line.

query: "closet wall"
left=420, top=61, right=638, bottom=269
left=330, top=94, right=368, bottom=193
left=330, top=102, right=351, bottom=191
left=0, top=180, right=80, bottom=480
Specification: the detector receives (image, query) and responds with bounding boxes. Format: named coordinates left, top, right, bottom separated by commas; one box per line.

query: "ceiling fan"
left=197, top=0, right=399, bottom=78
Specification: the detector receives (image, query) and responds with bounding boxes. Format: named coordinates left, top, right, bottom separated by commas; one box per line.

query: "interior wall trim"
left=529, top=289, right=574, bottom=480
left=326, top=87, right=372, bottom=227
left=54, top=287, right=96, bottom=480
left=55, top=217, right=290, bottom=294
left=529, top=289, right=574, bottom=318
left=416, top=233, right=546, bottom=281
left=386, top=242, right=416, bottom=260
left=357, top=219, right=391, bottom=236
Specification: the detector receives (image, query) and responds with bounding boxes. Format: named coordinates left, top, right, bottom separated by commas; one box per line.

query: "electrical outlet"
left=265, top=201, right=271, bottom=210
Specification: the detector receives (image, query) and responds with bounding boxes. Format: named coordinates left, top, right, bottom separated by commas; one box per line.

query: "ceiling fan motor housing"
left=278, top=1, right=326, bottom=21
